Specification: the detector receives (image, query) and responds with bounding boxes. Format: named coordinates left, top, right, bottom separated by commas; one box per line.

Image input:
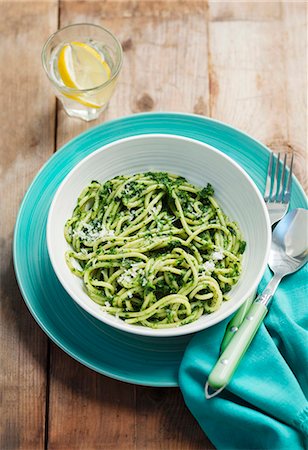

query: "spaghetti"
left=64, top=172, right=246, bottom=328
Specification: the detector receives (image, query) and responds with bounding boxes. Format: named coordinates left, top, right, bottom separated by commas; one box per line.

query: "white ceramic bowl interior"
left=47, top=134, right=271, bottom=337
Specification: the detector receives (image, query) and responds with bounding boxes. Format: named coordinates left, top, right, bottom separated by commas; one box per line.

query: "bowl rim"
left=47, top=133, right=272, bottom=337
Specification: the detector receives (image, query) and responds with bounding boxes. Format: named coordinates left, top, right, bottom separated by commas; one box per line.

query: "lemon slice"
left=58, top=41, right=111, bottom=108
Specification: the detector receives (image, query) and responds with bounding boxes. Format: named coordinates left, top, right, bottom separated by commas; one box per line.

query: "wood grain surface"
left=0, top=2, right=57, bottom=450
left=1, top=1, right=307, bottom=450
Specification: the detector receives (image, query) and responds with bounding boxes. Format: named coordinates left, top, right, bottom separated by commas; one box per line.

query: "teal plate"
left=13, top=113, right=307, bottom=386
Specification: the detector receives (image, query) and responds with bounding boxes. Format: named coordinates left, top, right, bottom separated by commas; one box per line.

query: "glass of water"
left=42, top=23, right=123, bottom=121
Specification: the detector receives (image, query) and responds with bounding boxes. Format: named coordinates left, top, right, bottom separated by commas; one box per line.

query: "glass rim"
left=41, top=23, right=123, bottom=94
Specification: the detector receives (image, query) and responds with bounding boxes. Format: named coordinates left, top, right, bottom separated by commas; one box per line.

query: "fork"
left=264, top=152, right=294, bottom=226
left=219, top=152, right=294, bottom=352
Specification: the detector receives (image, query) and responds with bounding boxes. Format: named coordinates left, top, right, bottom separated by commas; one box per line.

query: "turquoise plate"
left=13, top=113, right=307, bottom=386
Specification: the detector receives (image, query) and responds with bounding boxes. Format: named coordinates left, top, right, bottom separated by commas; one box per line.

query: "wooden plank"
left=49, top=1, right=213, bottom=449
left=136, top=386, right=210, bottom=450
left=209, top=1, right=282, bottom=22
left=281, top=1, right=307, bottom=192
left=207, top=1, right=307, bottom=190
left=207, top=1, right=288, bottom=139
left=48, top=345, right=136, bottom=450
left=0, top=1, right=58, bottom=449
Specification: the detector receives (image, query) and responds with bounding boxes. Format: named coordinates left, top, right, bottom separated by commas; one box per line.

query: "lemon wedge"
left=57, top=41, right=111, bottom=108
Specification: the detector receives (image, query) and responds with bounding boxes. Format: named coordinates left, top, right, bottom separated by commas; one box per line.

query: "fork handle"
left=220, top=274, right=282, bottom=352
left=220, top=295, right=255, bottom=353
left=208, top=302, right=268, bottom=390
left=207, top=275, right=282, bottom=391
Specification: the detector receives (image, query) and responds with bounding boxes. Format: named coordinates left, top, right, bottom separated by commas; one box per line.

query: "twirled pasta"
left=64, top=172, right=246, bottom=328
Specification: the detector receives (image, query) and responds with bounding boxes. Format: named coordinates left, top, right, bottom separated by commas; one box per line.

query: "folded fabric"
left=179, top=264, right=308, bottom=450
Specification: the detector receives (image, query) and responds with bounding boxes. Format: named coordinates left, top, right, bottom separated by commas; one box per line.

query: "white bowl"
left=47, top=134, right=271, bottom=337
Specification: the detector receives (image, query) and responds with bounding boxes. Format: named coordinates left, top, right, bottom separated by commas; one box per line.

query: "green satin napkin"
left=179, top=265, right=308, bottom=450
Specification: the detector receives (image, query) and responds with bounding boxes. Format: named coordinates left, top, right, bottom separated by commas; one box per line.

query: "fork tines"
left=264, top=152, right=294, bottom=204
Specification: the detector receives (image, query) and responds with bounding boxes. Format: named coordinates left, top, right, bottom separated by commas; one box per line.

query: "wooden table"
left=1, top=1, right=307, bottom=449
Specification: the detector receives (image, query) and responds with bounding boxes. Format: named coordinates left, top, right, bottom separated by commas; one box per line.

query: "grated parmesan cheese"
left=118, top=264, right=144, bottom=285
left=212, top=250, right=225, bottom=261
left=200, top=260, right=215, bottom=275
left=73, top=222, right=115, bottom=242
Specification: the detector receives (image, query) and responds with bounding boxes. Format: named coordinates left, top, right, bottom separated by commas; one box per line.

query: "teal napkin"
left=179, top=265, right=308, bottom=450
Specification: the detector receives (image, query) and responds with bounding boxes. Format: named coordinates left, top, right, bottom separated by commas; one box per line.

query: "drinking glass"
left=42, top=23, right=123, bottom=121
